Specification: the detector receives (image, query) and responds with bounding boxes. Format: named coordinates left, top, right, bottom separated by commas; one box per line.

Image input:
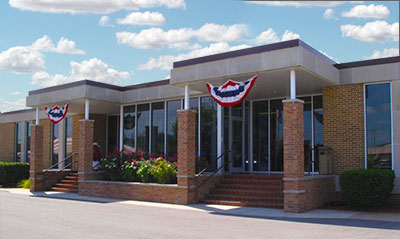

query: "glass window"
left=167, top=100, right=181, bottom=158
left=15, top=123, right=22, bottom=162
left=299, top=97, right=313, bottom=173
left=365, top=83, right=392, bottom=169
left=26, top=122, right=31, bottom=163
left=313, top=95, right=324, bottom=172
left=270, top=99, right=284, bottom=172
left=200, top=97, right=217, bottom=171
left=137, top=104, right=150, bottom=152
left=252, top=101, right=269, bottom=172
left=151, top=102, right=165, bottom=154
left=123, top=106, right=136, bottom=153
left=51, top=124, right=59, bottom=168
left=108, top=115, right=120, bottom=155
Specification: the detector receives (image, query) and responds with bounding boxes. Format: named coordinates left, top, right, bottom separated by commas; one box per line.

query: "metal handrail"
left=196, top=150, right=231, bottom=189
left=43, top=152, right=78, bottom=174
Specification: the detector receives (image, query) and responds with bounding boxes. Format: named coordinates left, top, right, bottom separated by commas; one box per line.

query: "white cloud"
left=9, top=0, right=186, bottom=14
left=249, top=1, right=361, bottom=8
left=138, top=42, right=250, bottom=71
left=116, top=23, right=246, bottom=50
left=31, top=58, right=130, bottom=87
left=10, top=91, right=21, bottom=95
left=342, top=4, right=390, bottom=19
left=98, top=16, right=111, bottom=27
left=323, top=9, right=335, bottom=19
left=341, top=21, right=398, bottom=42
left=31, top=35, right=85, bottom=54
left=117, top=11, right=165, bottom=26
left=0, top=98, right=26, bottom=113
left=255, top=28, right=299, bottom=44
left=0, top=46, right=45, bottom=74
left=366, top=48, right=399, bottom=59
left=0, top=35, right=85, bottom=74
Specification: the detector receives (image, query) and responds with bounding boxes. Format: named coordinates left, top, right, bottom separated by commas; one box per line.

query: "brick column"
left=30, top=125, right=44, bottom=192
left=177, top=110, right=196, bottom=204
left=78, top=120, right=94, bottom=184
left=283, top=99, right=306, bottom=213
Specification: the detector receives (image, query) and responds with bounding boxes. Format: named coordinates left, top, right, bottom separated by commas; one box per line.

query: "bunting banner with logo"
left=45, top=103, right=69, bottom=124
left=206, top=75, right=258, bottom=107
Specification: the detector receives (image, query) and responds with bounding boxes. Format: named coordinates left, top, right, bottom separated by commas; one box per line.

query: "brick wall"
left=40, top=119, right=52, bottom=168
left=0, top=123, right=15, bottom=162
left=79, top=180, right=194, bottom=204
left=323, top=84, right=365, bottom=174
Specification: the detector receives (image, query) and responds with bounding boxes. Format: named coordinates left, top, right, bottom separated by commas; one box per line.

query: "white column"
left=35, top=108, right=39, bottom=125
left=119, top=105, right=124, bottom=151
left=184, top=85, right=189, bottom=110
left=217, top=104, right=223, bottom=174
left=85, top=99, right=90, bottom=120
left=290, top=70, right=296, bottom=100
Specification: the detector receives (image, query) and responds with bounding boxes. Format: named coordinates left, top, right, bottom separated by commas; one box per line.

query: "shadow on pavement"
left=30, top=191, right=126, bottom=204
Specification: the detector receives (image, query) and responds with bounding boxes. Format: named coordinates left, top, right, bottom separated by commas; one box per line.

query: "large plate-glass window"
left=365, top=83, right=392, bottom=169
left=51, top=124, right=59, bottom=168
left=270, top=99, right=284, bottom=171
left=123, top=106, right=136, bottom=153
left=137, top=104, right=150, bottom=152
left=313, top=95, right=324, bottom=172
left=200, top=97, right=217, bottom=171
left=64, top=117, right=73, bottom=168
left=167, top=100, right=181, bottom=158
left=252, top=101, right=268, bottom=171
left=15, top=123, right=22, bottom=162
left=300, top=97, right=313, bottom=173
left=26, top=122, right=31, bottom=163
left=151, top=102, right=165, bottom=154
left=108, top=115, right=120, bottom=154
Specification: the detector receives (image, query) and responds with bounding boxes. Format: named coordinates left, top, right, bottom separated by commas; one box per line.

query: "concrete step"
left=55, top=183, right=78, bottom=189
left=205, top=194, right=283, bottom=204
left=209, top=188, right=283, bottom=198
left=200, top=199, right=283, bottom=209
left=219, top=178, right=283, bottom=186
left=51, top=187, right=78, bottom=193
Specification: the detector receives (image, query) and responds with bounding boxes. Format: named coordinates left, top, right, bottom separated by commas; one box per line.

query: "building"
left=1, top=39, right=399, bottom=212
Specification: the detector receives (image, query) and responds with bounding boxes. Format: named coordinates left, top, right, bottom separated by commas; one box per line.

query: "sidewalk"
left=2, top=188, right=400, bottom=225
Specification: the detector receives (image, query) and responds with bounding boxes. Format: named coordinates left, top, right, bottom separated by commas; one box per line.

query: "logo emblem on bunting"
left=45, top=103, right=69, bottom=124
left=206, top=75, right=258, bottom=107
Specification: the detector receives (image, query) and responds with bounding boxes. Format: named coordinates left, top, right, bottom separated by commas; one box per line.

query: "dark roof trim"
left=173, top=39, right=300, bottom=68
left=28, top=79, right=170, bottom=96
left=172, top=39, right=337, bottom=68
left=0, top=108, right=35, bottom=115
left=334, top=56, right=400, bottom=69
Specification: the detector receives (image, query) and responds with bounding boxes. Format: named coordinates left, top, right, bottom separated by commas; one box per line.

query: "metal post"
left=290, top=70, right=296, bottom=100
left=35, top=108, right=39, bottom=125
left=184, top=85, right=189, bottom=110
left=85, top=99, right=90, bottom=120
left=217, top=104, right=223, bottom=174
left=119, top=105, right=124, bottom=151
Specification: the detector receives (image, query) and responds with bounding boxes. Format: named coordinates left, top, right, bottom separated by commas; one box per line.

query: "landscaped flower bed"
left=100, top=151, right=177, bottom=184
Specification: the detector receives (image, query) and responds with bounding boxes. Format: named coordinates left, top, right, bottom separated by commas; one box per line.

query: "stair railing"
left=43, top=152, right=79, bottom=183
left=196, top=150, right=231, bottom=190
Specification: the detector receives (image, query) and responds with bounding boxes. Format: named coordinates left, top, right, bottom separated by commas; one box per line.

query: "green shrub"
left=340, top=169, right=395, bottom=208
left=17, top=179, right=30, bottom=189
left=0, top=162, right=29, bottom=187
left=150, top=158, right=177, bottom=184
left=137, top=160, right=153, bottom=183
left=123, top=161, right=138, bottom=182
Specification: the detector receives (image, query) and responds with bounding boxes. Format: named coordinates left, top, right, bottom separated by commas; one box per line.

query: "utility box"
left=318, top=146, right=332, bottom=175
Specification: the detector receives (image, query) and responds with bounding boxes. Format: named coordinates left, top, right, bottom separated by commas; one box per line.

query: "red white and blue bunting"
left=206, top=75, right=258, bottom=107
left=45, top=103, right=69, bottom=124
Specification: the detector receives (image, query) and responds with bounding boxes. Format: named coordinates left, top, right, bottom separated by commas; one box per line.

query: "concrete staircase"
left=201, top=174, right=284, bottom=208
left=50, top=172, right=78, bottom=193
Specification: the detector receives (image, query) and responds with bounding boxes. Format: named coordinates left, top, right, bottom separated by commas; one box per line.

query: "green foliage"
left=137, top=160, right=152, bottom=183
left=0, top=162, right=29, bottom=187
left=17, top=179, right=30, bottom=189
left=150, top=158, right=177, bottom=184
left=340, top=169, right=395, bottom=208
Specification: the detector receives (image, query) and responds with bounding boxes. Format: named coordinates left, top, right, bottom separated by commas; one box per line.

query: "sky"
left=0, top=0, right=398, bottom=113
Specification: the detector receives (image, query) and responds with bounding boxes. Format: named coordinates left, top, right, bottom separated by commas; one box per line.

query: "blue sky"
left=0, top=1, right=398, bottom=112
